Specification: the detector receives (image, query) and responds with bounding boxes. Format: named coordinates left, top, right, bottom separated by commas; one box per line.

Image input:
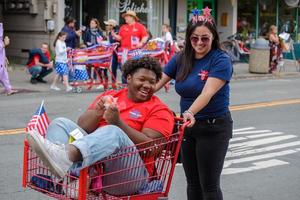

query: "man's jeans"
left=46, top=117, right=148, bottom=195
left=28, top=65, right=53, bottom=79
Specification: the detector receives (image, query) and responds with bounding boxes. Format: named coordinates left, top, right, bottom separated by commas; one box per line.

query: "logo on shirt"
left=129, top=109, right=142, bottom=119
left=198, top=70, right=209, bottom=81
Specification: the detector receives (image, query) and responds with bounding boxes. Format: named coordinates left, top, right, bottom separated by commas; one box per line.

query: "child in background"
left=0, top=23, right=17, bottom=95
left=51, top=31, right=73, bottom=92
left=73, top=44, right=89, bottom=89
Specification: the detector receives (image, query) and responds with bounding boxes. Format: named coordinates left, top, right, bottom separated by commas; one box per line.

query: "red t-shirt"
left=27, top=51, right=51, bottom=68
left=118, top=22, right=148, bottom=50
left=88, top=88, right=174, bottom=175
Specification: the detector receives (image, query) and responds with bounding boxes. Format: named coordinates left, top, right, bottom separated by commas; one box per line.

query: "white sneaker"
left=27, top=130, right=73, bottom=178
left=96, top=85, right=104, bottom=90
left=66, top=86, right=73, bottom=92
left=50, top=85, right=61, bottom=91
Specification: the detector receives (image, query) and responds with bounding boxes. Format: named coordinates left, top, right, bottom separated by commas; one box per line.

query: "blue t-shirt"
left=164, top=49, right=233, bottom=120
left=62, top=25, right=77, bottom=49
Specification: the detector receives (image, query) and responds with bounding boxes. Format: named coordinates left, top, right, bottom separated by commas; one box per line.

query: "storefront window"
left=278, top=0, right=297, bottom=41
left=237, top=0, right=256, bottom=41
left=259, top=0, right=276, bottom=38
left=82, top=0, right=108, bottom=30
left=107, top=0, right=163, bottom=37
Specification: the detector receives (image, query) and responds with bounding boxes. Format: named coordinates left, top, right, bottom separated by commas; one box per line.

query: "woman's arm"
left=111, top=30, right=122, bottom=41
left=155, top=73, right=172, bottom=92
left=269, top=34, right=279, bottom=44
left=184, top=77, right=226, bottom=127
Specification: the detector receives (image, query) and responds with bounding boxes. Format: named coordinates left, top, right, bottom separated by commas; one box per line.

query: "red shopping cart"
left=22, top=117, right=187, bottom=200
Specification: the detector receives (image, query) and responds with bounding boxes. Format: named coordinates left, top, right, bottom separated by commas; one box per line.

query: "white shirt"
left=55, top=39, right=68, bottom=63
left=162, top=32, right=173, bottom=45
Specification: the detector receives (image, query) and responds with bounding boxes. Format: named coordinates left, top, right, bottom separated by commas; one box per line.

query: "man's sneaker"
left=66, top=86, right=73, bottom=92
left=36, top=77, right=47, bottom=83
left=30, top=78, right=38, bottom=84
left=27, top=130, right=73, bottom=179
left=50, top=85, right=61, bottom=91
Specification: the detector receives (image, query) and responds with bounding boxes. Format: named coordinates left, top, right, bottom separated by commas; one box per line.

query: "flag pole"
left=34, top=100, right=45, bottom=131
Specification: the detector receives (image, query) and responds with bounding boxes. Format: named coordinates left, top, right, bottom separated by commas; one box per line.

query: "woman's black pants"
left=181, top=112, right=233, bottom=200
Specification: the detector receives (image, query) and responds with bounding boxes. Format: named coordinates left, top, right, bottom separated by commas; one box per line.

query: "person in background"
left=104, top=19, right=119, bottom=89
left=162, top=24, right=174, bottom=45
left=0, top=23, right=17, bottom=95
left=83, top=18, right=105, bottom=47
left=50, top=31, right=72, bottom=92
left=26, top=43, right=53, bottom=84
left=72, top=44, right=90, bottom=88
left=83, top=18, right=107, bottom=90
left=267, top=25, right=282, bottom=73
left=61, top=17, right=82, bottom=49
left=112, top=10, right=148, bottom=50
left=155, top=8, right=233, bottom=200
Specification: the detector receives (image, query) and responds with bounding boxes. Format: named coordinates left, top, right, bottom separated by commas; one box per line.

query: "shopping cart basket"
left=22, top=117, right=187, bottom=200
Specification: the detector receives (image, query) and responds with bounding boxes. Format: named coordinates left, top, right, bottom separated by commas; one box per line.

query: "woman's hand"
left=4, top=36, right=10, bottom=46
left=183, top=110, right=195, bottom=127
left=103, top=104, right=120, bottom=125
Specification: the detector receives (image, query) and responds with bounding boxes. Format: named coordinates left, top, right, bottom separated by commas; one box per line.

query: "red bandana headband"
left=191, top=7, right=213, bottom=25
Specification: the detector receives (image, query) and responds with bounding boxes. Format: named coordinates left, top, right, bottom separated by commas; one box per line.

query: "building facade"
left=6, top=0, right=295, bottom=62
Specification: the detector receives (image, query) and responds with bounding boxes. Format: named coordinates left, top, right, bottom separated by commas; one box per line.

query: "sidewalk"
left=2, top=59, right=300, bottom=93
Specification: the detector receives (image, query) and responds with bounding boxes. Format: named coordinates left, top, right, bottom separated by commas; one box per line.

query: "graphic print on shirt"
left=131, top=36, right=140, bottom=48
left=129, top=109, right=142, bottom=119
left=198, top=69, right=209, bottom=81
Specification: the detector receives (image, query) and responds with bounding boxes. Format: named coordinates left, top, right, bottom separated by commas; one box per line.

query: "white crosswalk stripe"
left=223, top=127, right=300, bottom=175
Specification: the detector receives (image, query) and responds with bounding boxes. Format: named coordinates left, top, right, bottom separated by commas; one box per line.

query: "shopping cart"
left=68, top=43, right=119, bottom=93
left=22, top=117, right=187, bottom=200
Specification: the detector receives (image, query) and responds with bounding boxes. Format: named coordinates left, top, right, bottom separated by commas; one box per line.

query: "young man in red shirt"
left=27, top=56, right=174, bottom=195
left=27, top=43, right=53, bottom=84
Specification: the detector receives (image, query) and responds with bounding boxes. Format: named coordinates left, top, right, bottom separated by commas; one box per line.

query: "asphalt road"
left=0, top=77, right=300, bottom=199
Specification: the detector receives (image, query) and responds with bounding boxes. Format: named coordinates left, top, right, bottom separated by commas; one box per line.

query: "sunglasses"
left=190, top=35, right=211, bottom=44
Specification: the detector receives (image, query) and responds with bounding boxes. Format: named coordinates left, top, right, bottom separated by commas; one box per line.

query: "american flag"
left=25, top=102, right=49, bottom=137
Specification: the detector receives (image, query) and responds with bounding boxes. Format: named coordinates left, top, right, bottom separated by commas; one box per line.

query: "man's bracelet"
left=184, top=110, right=194, bottom=116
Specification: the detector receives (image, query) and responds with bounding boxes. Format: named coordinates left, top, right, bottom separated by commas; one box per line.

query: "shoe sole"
left=27, top=133, right=66, bottom=178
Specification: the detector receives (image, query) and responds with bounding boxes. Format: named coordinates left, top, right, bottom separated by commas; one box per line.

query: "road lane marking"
left=230, top=98, right=300, bottom=111
left=224, top=127, right=300, bottom=175
left=230, top=135, right=297, bottom=148
left=234, top=130, right=272, bottom=135
left=233, top=127, right=255, bottom=132
left=0, top=128, right=25, bottom=135
left=226, top=141, right=300, bottom=158
left=223, top=159, right=289, bottom=175
left=1, top=98, right=300, bottom=136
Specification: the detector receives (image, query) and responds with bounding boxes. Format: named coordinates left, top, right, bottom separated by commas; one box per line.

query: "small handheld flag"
left=25, top=101, right=49, bottom=137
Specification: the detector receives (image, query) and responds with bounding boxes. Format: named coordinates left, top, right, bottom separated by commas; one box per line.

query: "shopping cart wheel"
left=158, top=197, right=168, bottom=200
left=72, top=87, right=77, bottom=93
left=76, top=87, right=82, bottom=93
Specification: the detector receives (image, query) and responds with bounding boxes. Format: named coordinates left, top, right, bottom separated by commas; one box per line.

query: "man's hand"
left=47, top=61, right=53, bottom=68
left=103, top=104, right=120, bottom=125
left=94, top=98, right=106, bottom=118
